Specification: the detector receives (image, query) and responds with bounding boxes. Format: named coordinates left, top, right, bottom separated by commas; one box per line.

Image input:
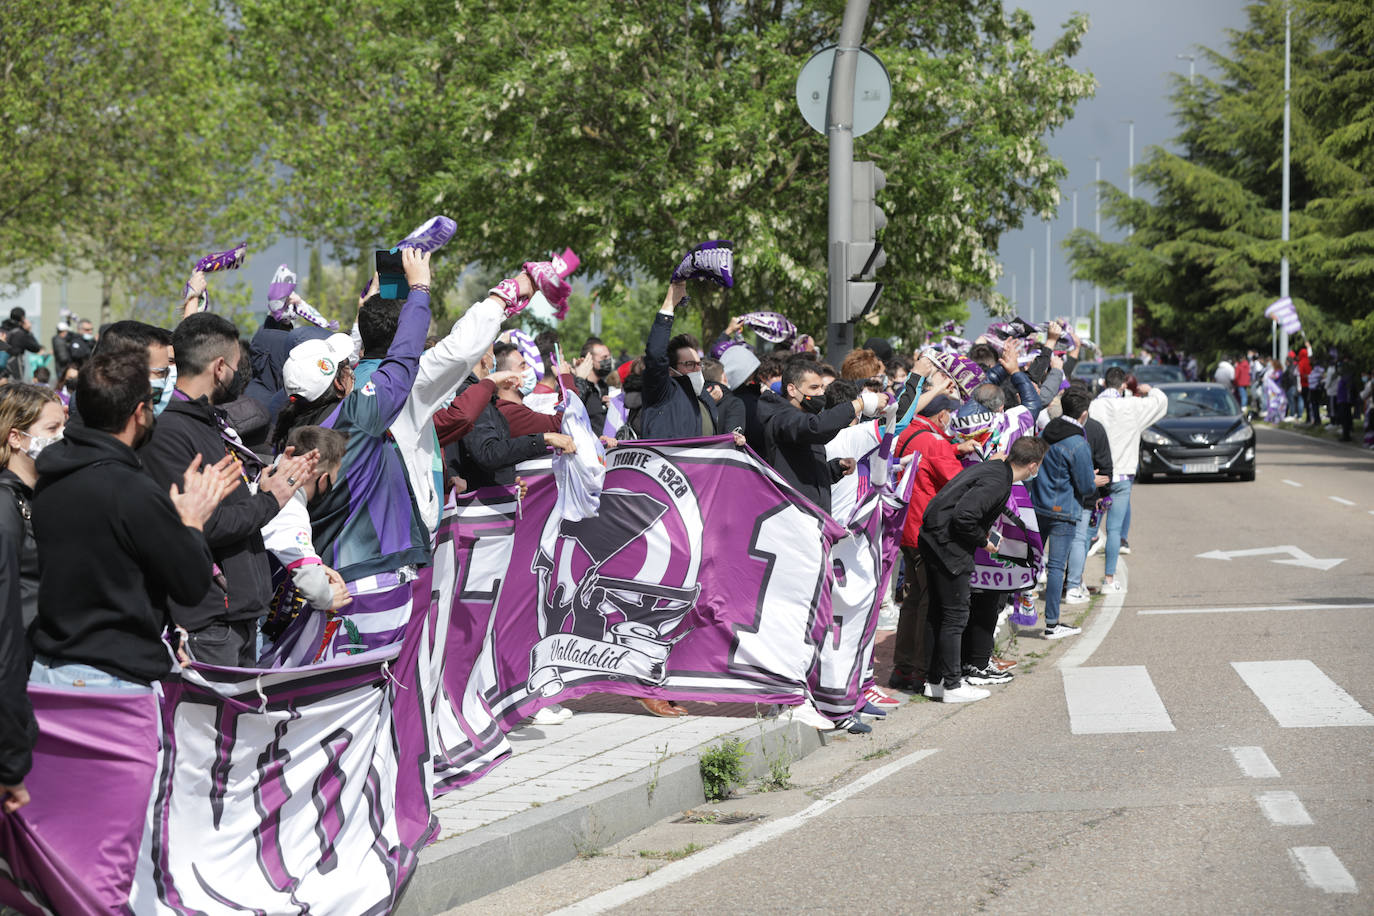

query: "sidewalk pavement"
left=396, top=570, right=1094, bottom=916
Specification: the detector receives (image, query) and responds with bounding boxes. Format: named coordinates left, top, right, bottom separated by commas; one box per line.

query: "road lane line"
left=1232, top=660, right=1374, bottom=728
left=1328, top=496, right=1356, bottom=506
left=1289, top=847, right=1358, bottom=894
left=1057, top=560, right=1128, bottom=670
left=1062, top=666, right=1174, bottom=734
left=1228, top=746, right=1280, bottom=778
left=548, top=748, right=941, bottom=915
left=1138, top=603, right=1374, bottom=616
left=1257, top=791, right=1313, bottom=826
left=1282, top=479, right=1303, bottom=487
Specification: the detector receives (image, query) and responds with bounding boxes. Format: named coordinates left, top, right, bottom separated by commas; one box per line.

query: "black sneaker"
left=887, top=669, right=924, bottom=692
left=962, top=663, right=1013, bottom=685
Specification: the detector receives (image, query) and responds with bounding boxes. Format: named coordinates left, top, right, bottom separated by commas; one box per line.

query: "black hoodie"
left=28, top=424, right=214, bottom=683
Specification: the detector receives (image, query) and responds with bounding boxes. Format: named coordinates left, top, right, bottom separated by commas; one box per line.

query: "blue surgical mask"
left=518, top=365, right=538, bottom=397
left=150, top=364, right=177, bottom=416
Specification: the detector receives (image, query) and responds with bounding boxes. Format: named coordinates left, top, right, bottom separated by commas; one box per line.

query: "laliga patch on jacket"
left=361, top=381, right=376, bottom=397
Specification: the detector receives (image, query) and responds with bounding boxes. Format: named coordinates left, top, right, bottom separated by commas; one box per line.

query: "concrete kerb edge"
left=395, top=714, right=825, bottom=914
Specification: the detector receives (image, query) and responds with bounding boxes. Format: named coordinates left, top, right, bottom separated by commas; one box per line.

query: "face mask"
left=150, top=364, right=177, bottom=416
left=686, top=370, right=705, bottom=397
left=21, top=428, right=63, bottom=461
left=82, top=333, right=94, bottom=341
left=133, top=408, right=157, bottom=450
left=308, top=473, right=333, bottom=511
left=799, top=393, right=825, bottom=414
left=1024, top=466, right=1039, bottom=482
left=518, top=365, right=538, bottom=397
left=63, top=378, right=78, bottom=392
left=595, top=357, right=614, bottom=378
left=213, top=360, right=249, bottom=405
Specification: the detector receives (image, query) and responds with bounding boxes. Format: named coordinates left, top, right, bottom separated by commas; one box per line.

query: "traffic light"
left=845, top=160, right=886, bottom=320
left=850, top=160, right=887, bottom=280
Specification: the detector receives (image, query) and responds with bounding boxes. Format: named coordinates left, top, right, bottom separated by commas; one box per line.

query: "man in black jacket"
left=1064, top=380, right=1112, bottom=603
left=458, top=342, right=576, bottom=489
left=639, top=281, right=717, bottom=439
left=138, top=314, right=316, bottom=666
left=919, top=435, right=1047, bottom=702
left=27, top=348, right=237, bottom=695
left=757, top=356, right=886, bottom=514
left=2, top=308, right=41, bottom=380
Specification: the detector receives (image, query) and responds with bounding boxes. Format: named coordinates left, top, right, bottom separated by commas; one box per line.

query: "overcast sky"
left=972, top=0, right=1252, bottom=332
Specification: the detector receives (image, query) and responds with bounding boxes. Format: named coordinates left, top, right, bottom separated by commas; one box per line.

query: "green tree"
left=1065, top=0, right=1374, bottom=364
left=0, top=1, right=272, bottom=323
left=234, top=0, right=1093, bottom=345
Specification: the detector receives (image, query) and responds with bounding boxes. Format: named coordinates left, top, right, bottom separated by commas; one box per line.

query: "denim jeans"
left=1236, top=385, right=1248, bottom=408
left=1065, top=504, right=1093, bottom=591
left=1035, top=514, right=1079, bottom=628
left=1103, top=479, right=1133, bottom=577
left=1121, top=494, right=1133, bottom=542
left=29, top=655, right=147, bottom=691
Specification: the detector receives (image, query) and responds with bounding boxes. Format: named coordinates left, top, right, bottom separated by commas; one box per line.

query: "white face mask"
left=21, top=427, right=63, bottom=461
left=687, top=370, right=705, bottom=397
left=518, top=365, right=538, bottom=397
left=150, top=364, right=178, bottom=416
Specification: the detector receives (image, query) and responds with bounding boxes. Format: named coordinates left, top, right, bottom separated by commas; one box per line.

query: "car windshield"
left=1073, top=362, right=1100, bottom=378
left=1165, top=386, right=1239, bottom=417
left=1134, top=365, right=1184, bottom=383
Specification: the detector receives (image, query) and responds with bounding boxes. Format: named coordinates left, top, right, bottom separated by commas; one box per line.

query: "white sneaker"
left=548, top=703, right=574, bottom=721
left=788, top=700, right=836, bottom=730
left=530, top=706, right=569, bottom=726
left=1063, top=586, right=1091, bottom=605
left=923, top=682, right=943, bottom=700
left=1100, top=579, right=1126, bottom=594
left=1044, top=623, right=1083, bottom=640
left=1086, top=537, right=1105, bottom=557
left=1036, top=568, right=1048, bottom=587
left=876, top=594, right=899, bottom=631
left=939, top=681, right=990, bottom=703
left=1119, top=540, right=1131, bottom=555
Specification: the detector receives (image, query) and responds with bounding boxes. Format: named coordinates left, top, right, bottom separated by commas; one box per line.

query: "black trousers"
left=920, top=546, right=972, bottom=689
left=892, top=546, right=930, bottom=679
left=961, top=590, right=1006, bottom=668
left=186, top=619, right=258, bottom=667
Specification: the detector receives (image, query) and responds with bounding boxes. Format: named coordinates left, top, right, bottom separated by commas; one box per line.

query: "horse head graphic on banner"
left=528, top=446, right=704, bottom=696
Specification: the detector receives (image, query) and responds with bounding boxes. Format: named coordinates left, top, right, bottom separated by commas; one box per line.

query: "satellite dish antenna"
left=795, top=45, right=892, bottom=138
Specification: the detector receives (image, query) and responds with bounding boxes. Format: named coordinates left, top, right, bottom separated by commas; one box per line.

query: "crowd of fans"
left=3, top=226, right=1368, bottom=817
left=1210, top=345, right=1371, bottom=446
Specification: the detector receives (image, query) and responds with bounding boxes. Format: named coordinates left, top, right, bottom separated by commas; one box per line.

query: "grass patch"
left=861, top=747, right=893, bottom=761
left=638, top=843, right=703, bottom=861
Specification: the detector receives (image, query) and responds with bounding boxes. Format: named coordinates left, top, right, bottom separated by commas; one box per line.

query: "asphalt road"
left=449, top=427, right=1374, bottom=915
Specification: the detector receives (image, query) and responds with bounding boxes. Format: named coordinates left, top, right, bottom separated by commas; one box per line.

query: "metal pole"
left=826, top=0, right=870, bottom=366
left=1044, top=222, right=1051, bottom=325
left=1071, top=190, right=1078, bottom=321
left=1279, top=2, right=1291, bottom=361
left=1177, top=53, right=1196, bottom=86
left=1094, top=157, right=1101, bottom=347
left=1029, top=247, right=1036, bottom=318
left=1125, top=120, right=1135, bottom=356
left=1011, top=272, right=1016, bottom=310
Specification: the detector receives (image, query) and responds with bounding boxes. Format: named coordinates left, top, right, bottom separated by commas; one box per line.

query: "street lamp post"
left=1093, top=157, right=1101, bottom=347
left=1124, top=119, right=1135, bottom=356
left=1044, top=221, right=1051, bottom=325
left=1070, top=190, right=1078, bottom=322
left=1279, top=2, right=1292, bottom=360
left=1177, top=53, right=1196, bottom=86
left=1029, top=247, right=1036, bottom=319
left=825, top=0, right=871, bottom=365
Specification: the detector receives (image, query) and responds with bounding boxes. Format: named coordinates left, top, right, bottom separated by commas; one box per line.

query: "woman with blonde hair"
left=0, top=383, right=64, bottom=628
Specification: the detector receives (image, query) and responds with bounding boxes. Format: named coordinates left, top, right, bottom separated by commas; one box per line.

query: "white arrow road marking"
left=1328, top=496, right=1356, bottom=506
left=1282, top=479, right=1303, bottom=487
left=1233, top=660, right=1374, bottom=728
left=1195, top=545, right=1344, bottom=570
left=1289, top=847, right=1358, bottom=894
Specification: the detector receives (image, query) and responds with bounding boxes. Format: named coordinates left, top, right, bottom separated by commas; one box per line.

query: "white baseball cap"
left=282, top=333, right=355, bottom=401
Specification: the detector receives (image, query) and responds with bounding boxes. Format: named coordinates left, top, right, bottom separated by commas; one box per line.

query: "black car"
left=1137, top=383, right=1255, bottom=482
left=1131, top=364, right=1185, bottom=384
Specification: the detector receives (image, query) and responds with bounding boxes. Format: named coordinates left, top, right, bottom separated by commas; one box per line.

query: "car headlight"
left=1141, top=429, right=1171, bottom=446
left=1221, top=424, right=1253, bottom=444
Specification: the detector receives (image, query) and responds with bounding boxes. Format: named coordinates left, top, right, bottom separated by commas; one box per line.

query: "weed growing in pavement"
left=699, top=738, right=748, bottom=801
left=758, top=753, right=792, bottom=792
left=638, top=843, right=704, bottom=861
left=646, top=743, right=670, bottom=805
left=861, top=747, right=893, bottom=761
left=680, top=809, right=722, bottom=824
left=574, top=842, right=607, bottom=859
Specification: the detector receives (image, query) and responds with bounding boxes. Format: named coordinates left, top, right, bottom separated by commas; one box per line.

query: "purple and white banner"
left=1, top=438, right=903, bottom=911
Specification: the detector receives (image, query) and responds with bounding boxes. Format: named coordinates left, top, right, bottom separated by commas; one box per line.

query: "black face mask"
left=799, top=393, right=826, bottom=415
left=133, top=407, right=157, bottom=450
left=595, top=357, right=614, bottom=379
left=307, top=473, right=333, bottom=512
left=214, top=360, right=251, bottom=405
left=63, top=378, right=78, bottom=392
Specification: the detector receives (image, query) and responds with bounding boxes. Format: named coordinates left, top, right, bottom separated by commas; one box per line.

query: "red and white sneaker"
left=863, top=685, right=901, bottom=708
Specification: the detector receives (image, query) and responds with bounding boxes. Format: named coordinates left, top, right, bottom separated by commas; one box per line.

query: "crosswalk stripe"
left=1289, top=847, right=1358, bottom=894
left=1062, top=666, right=1175, bottom=734
left=1232, top=660, right=1374, bottom=728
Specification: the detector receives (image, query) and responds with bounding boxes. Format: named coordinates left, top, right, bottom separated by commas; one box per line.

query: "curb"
left=395, top=715, right=825, bottom=914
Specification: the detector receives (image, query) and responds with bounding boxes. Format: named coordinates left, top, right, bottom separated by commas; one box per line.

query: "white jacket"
left=352, top=297, right=505, bottom=539
left=1088, top=388, right=1168, bottom=478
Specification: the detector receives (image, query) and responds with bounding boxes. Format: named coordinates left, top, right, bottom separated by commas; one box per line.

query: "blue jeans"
left=1103, top=479, right=1132, bottom=577
left=29, top=655, right=146, bottom=691
left=1035, top=513, right=1079, bottom=629
left=1065, top=504, right=1093, bottom=591
left=1121, top=495, right=1132, bottom=542
left=1237, top=386, right=1248, bottom=408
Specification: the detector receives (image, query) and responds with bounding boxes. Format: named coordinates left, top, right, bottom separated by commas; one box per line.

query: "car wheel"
left=1137, top=472, right=1154, bottom=484
left=1237, top=468, right=1255, bottom=482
